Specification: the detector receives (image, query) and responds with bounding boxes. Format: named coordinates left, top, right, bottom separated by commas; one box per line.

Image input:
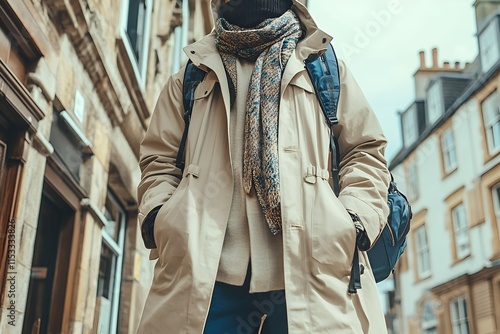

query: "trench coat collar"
left=183, top=0, right=333, bottom=114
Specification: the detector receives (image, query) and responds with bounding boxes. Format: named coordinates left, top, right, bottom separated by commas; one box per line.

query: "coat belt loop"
left=186, top=164, right=201, bottom=178
left=304, top=166, right=331, bottom=183
left=304, top=166, right=317, bottom=184
left=318, top=168, right=329, bottom=181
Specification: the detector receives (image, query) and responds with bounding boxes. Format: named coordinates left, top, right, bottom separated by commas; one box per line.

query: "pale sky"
left=308, top=0, right=479, bottom=160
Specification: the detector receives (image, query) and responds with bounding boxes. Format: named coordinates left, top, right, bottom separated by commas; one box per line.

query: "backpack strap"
left=176, top=60, right=206, bottom=172
left=306, top=44, right=364, bottom=294
left=307, top=49, right=412, bottom=289
left=305, top=44, right=341, bottom=126
left=305, top=44, right=341, bottom=196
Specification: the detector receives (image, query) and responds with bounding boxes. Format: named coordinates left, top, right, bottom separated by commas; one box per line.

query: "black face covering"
left=219, top=0, right=293, bottom=28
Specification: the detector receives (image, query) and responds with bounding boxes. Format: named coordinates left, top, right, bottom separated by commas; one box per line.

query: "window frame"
left=403, top=105, right=418, bottom=147
left=97, top=191, right=127, bottom=334
left=441, top=127, right=458, bottom=174
left=479, top=17, right=500, bottom=73
left=415, top=225, right=431, bottom=279
left=171, top=0, right=190, bottom=74
left=451, top=203, right=471, bottom=260
left=407, top=162, right=419, bottom=200
left=119, top=0, right=153, bottom=90
left=492, top=183, right=500, bottom=239
left=427, top=82, right=444, bottom=125
left=450, top=295, right=470, bottom=334
left=481, top=90, right=500, bottom=156
left=421, top=300, right=438, bottom=334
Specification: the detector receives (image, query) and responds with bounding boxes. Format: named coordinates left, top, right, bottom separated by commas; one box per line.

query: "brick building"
left=0, top=0, right=211, bottom=333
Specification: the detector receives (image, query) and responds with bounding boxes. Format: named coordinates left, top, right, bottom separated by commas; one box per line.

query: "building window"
left=415, top=225, right=431, bottom=278
left=441, top=128, right=457, bottom=174
left=479, top=18, right=500, bottom=73
left=119, top=0, right=153, bottom=88
left=422, top=301, right=438, bottom=334
left=126, top=0, right=148, bottom=65
left=49, top=110, right=93, bottom=182
left=171, top=0, right=190, bottom=73
left=427, top=83, right=444, bottom=124
left=482, top=91, right=500, bottom=155
left=450, top=296, right=470, bottom=334
left=403, top=106, right=418, bottom=147
left=97, top=192, right=127, bottom=334
left=407, top=162, right=419, bottom=200
left=451, top=203, right=470, bottom=260
left=493, top=183, right=500, bottom=238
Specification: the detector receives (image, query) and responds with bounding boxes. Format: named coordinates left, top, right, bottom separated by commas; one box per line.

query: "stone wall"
left=0, top=0, right=212, bottom=333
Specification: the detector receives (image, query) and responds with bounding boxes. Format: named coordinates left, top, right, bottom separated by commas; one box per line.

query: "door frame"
left=41, top=156, right=86, bottom=333
left=0, top=128, right=28, bottom=303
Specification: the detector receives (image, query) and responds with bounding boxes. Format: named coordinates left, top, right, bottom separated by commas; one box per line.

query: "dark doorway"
left=22, top=183, right=74, bottom=334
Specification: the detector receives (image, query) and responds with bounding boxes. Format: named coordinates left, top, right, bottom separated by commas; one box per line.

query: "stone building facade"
left=0, top=0, right=211, bottom=333
left=389, top=1, right=500, bottom=333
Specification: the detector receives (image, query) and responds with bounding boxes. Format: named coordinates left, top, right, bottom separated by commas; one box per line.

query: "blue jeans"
left=204, top=271, right=288, bottom=334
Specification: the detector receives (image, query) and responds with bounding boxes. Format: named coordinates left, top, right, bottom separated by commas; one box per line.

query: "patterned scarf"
left=215, top=10, right=302, bottom=235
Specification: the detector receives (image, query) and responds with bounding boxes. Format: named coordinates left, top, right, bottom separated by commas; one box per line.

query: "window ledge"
left=484, top=149, right=500, bottom=165
left=59, top=111, right=93, bottom=155
left=81, top=198, right=109, bottom=228
left=442, top=166, right=458, bottom=180
left=490, top=250, right=500, bottom=262
left=415, top=273, right=432, bottom=284
left=451, top=253, right=471, bottom=266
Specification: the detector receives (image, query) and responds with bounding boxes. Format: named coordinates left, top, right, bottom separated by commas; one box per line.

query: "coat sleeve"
left=137, top=71, right=185, bottom=255
left=333, top=60, right=391, bottom=248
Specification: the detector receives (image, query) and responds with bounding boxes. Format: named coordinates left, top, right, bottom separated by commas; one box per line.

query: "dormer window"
left=427, top=82, right=444, bottom=124
left=479, top=16, right=500, bottom=73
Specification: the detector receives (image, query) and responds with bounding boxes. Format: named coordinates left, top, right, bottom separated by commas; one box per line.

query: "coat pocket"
left=311, top=180, right=357, bottom=271
left=153, top=179, right=189, bottom=259
left=153, top=200, right=171, bottom=247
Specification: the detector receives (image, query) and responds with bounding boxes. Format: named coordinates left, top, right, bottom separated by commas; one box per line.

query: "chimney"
left=454, top=62, right=461, bottom=69
left=432, top=48, right=438, bottom=68
left=443, top=62, right=450, bottom=69
left=419, top=51, right=426, bottom=68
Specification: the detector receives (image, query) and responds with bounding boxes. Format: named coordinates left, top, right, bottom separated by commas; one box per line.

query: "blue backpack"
left=179, top=44, right=412, bottom=293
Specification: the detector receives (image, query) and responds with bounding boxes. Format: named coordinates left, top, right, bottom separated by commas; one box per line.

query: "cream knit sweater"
left=216, top=58, right=285, bottom=293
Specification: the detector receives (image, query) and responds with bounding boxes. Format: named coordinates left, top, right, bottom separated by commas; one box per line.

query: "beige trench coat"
left=137, top=1, right=391, bottom=333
